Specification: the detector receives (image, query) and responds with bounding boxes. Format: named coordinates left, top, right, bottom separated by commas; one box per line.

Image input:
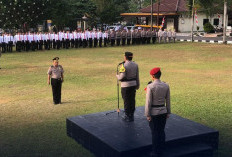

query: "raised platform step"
left=141, top=143, right=213, bottom=157
left=67, top=107, right=219, bottom=157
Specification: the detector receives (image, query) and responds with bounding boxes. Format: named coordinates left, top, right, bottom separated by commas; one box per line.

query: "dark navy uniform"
left=47, top=57, right=64, bottom=104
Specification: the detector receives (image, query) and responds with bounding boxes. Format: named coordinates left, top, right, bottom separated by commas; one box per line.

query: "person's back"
left=145, top=67, right=170, bottom=157
left=120, top=61, right=139, bottom=88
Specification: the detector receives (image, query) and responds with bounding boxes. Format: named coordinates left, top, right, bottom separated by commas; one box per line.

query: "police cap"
left=53, top=57, right=59, bottom=61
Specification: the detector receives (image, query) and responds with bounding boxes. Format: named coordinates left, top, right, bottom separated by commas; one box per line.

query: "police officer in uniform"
left=116, top=30, right=121, bottom=46
left=110, top=30, right=115, bottom=46
left=152, top=29, right=157, bottom=44
left=145, top=67, right=171, bottom=157
left=127, top=29, right=132, bottom=45
left=116, top=52, right=140, bottom=122
left=47, top=57, right=64, bottom=105
left=121, top=30, right=127, bottom=46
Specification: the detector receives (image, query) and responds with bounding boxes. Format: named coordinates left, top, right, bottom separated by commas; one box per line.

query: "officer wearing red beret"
left=145, top=67, right=171, bottom=157
left=116, top=52, right=140, bottom=122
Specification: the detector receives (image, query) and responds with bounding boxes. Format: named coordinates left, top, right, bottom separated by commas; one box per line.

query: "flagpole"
left=191, top=0, right=195, bottom=42
left=223, top=0, right=227, bottom=44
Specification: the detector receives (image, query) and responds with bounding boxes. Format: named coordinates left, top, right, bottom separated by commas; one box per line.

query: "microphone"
left=118, top=61, right=125, bottom=65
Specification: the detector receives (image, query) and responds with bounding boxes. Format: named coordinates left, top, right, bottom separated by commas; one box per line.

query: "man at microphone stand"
left=116, top=52, right=140, bottom=122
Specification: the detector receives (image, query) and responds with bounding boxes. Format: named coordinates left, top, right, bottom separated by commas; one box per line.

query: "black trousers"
left=7, top=42, right=13, bottom=52
left=127, top=38, right=131, bottom=45
left=94, top=38, right=98, bottom=47
left=39, top=40, right=43, bottom=50
left=51, top=78, right=62, bottom=104
left=122, top=38, right=126, bottom=46
left=44, top=40, right=48, bottom=50
left=111, top=39, right=115, bottom=46
left=142, top=37, right=146, bottom=44
left=99, top=38, right=102, bottom=47
left=56, top=40, right=61, bottom=50
left=152, top=37, right=156, bottom=44
left=53, top=39, right=56, bottom=49
left=89, top=38, right=93, bottom=48
left=2, top=42, right=6, bottom=53
left=116, top=39, right=120, bottom=46
left=66, top=39, right=70, bottom=49
left=75, top=39, right=78, bottom=48
left=83, top=39, right=87, bottom=48
left=71, top=39, right=75, bottom=48
left=147, top=37, right=151, bottom=44
left=132, top=38, right=136, bottom=45
left=121, top=86, right=136, bottom=117
left=62, top=39, right=65, bottom=48
left=79, top=39, right=82, bottom=47
left=104, top=38, right=107, bottom=47
left=149, top=114, right=167, bottom=156
left=16, top=41, right=22, bottom=52
left=31, top=41, right=36, bottom=51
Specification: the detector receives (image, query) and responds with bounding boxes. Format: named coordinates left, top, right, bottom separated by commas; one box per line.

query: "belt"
left=121, top=78, right=136, bottom=82
left=152, top=105, right=165, bottom=108
left=51, top=78, right=62, bottom=80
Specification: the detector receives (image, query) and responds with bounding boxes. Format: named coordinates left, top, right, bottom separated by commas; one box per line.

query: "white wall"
left=178, top=13, right=224, bottom=32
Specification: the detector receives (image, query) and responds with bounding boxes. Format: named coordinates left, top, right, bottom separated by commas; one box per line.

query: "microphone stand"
left=106, top=64, right=122, bottom=116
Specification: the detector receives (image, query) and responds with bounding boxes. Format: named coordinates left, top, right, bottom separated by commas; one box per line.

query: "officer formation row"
left=0, top=29, right=177, bottom=53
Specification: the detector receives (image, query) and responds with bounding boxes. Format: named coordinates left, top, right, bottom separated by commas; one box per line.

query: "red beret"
left=150, top=67, right=161, bottom=75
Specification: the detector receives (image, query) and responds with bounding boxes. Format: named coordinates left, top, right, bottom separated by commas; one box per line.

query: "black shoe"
left=129, top=116, right=134, bottom=122
left=122, top=115, right=133, bottom=122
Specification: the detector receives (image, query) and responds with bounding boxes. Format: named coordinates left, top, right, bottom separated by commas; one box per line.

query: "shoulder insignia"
left=119, top=64, right=126, bottom=73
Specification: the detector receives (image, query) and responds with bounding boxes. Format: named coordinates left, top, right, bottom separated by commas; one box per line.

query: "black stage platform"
left=67, top=107, right=219, bottom=157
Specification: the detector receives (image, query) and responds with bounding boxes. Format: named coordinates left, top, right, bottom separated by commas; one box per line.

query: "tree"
left=0, top=0, right=50, bottom=31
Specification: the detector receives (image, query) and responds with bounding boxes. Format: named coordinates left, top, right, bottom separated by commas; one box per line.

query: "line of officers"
left=0, top=28, right=177, bottom=53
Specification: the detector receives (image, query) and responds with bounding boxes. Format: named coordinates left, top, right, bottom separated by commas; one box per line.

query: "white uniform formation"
left=0, top=29, right=177, bottom=53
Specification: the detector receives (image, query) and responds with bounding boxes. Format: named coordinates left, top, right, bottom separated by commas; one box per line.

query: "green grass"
left=0, top=43, right=232, bottom=157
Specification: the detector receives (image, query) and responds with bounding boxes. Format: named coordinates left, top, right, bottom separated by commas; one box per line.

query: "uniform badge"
left=119, top=64, right=126, bottom=73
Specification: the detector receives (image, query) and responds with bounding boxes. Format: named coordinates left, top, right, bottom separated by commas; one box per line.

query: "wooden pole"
left=151, top=0, right=153, bottom=30
left=157, top=0, right=160, bottom=27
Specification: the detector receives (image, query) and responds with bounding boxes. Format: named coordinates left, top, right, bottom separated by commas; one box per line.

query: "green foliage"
left=0, top=0, right=97, bottom=31
left=0, top=0, right=49, bottom=31
left=203, top=22, right=215, bottom=33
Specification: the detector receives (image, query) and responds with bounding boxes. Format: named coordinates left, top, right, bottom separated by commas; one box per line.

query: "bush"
left=203, top=22, right=215, bottom=33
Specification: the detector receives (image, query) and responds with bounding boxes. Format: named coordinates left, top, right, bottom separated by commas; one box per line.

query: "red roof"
left=140, top=0, right=189, bottom=13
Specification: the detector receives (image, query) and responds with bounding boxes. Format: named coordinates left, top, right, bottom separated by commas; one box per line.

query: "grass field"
left=0, top=43, right=232, bottom=157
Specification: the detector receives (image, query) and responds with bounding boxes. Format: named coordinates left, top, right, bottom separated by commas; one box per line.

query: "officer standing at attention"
left=47, top=57, right=64, bottom=105
left=116, top=52, right=140, bottom=122
left=145, top=67, right=171, bottom=157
